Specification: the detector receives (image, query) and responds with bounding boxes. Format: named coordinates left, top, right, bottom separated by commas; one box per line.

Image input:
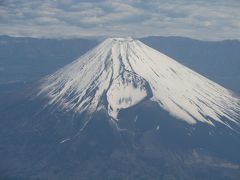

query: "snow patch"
left=107, top=71, right=149, bottom=119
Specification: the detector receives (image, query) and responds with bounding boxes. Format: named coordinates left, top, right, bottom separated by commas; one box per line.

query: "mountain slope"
left=37, top=37, right=240, bottom=129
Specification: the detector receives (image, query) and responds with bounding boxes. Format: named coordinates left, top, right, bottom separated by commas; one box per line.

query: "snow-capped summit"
left=38, top=37, right=240, bottom=128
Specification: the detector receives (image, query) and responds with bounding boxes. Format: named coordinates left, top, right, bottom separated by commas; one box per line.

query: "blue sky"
left=0, top=0, right=240, bottom=40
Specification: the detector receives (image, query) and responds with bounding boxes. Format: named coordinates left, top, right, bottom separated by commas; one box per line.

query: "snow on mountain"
left=37, top=37, right=240, bottom=128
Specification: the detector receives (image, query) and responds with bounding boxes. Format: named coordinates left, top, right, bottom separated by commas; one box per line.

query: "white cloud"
left=0, top=0, right=239, bottom=40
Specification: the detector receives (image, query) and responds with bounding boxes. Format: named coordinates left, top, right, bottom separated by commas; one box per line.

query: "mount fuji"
left=1, top=37, right=240, bottom=180
left=37, top=37, right=239, bottom=129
